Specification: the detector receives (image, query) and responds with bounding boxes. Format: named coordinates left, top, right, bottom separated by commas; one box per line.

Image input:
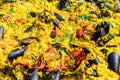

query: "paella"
left=0, top=0, right=119, bottom=80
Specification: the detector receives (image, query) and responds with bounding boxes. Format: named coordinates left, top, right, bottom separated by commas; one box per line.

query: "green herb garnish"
left=7, top=8, right=13, bottom=14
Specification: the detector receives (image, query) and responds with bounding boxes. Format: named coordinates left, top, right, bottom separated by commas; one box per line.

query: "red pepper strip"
left=17, top=59, right=30, bottom=67
left=74, top=52, right=86, bottom=68
left=30, top=56, right=47, bottom=75
left=47, top=67, right=59, bottom=72
left=29, top=63, right=46, bottom=75
left=60, top=50, right=83, bottom=65
left=60, top=56, right=70, bottom=65
left=35, top=55, right=44, bottom=66
left=54, top=27, right=59, bottom=37
left=59, top=50, right=83, bottom=72
left=47, top=50, right=83, bottom=72
left=33, top=55, right=46, bottom=71
left=29, top=63, right=46, bottom=76
left=47, top=66, right=68, bottom=72
left=37, top=63, right=46, bottom=70
left=71, top=50, right=83, bottom=57
left=59, top=66, right=68, bottom=70
left=60, top=50, right=85, bottom=69
left=76, top=28, right=84, bottom=38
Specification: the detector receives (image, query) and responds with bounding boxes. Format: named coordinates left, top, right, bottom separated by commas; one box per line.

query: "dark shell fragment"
left=108, top=52, right=119, bottom=73
left=30, top=12, right=39, bottom=17
left=47, top=19, right=59, bottom=27
left=8, top=47, right=27, bottom=61
left=93, top=56, right=100, bottom=65
left=21, top=37, right=40, bottom=46
left=27, top=68, right=40, bottom=80
left=24, top=26, right=33, bottom=33
left=0, top=26, right=4, bottom=38
left=54, top=12, right=64, bottom=21
left=48, top=70, right=60, bottom=80
left=59, top=0, right=67, bottom=10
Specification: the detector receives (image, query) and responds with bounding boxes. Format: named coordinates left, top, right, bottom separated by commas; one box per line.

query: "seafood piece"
left=48, top=70, right=60, bottom=80
left=8, top=47, right=27, bottom=61
left=108, top=52, right=119, bottom=73
left=54, top=12, right=64, bottom=21
left=27, top=68, right=40, bottom=80
left=0, top=26, right=4, bottom=38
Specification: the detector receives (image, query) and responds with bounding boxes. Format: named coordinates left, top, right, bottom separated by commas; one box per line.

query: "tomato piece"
left=47, top=47, right=55, bottom=53
left=69, top=15, right=74, bottom=21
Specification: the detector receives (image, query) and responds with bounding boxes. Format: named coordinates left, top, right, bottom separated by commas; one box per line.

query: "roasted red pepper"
left=17, top=59, right=30, bottom=67
left=76, top=28, right=85, bottom=38
left=71, top=50, right=83, bottom=57
left=47, top=66, right=68, bottom=72
left=74, top=52, right=86, bottom=68
left=60, top=50, right=85, bottom=69
left=54, top=27, right=59, bottom=37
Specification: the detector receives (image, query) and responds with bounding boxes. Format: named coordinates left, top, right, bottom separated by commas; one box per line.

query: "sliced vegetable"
left=17, top=59, right=30, bottom=67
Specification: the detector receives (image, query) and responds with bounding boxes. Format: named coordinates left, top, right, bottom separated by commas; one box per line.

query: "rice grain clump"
left=0, top=0, right=120, bottom=80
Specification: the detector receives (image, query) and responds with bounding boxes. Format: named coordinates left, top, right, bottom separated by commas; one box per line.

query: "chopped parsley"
left=7, top=8, right=13, bottom=14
